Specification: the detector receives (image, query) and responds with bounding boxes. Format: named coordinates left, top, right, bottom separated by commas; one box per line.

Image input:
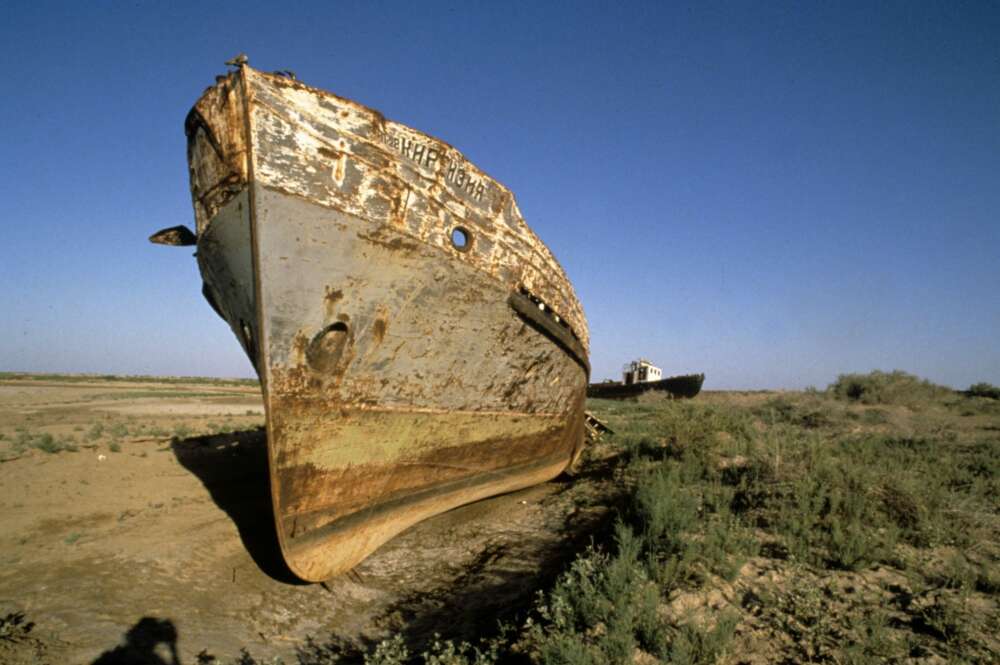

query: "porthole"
left=450, top=226, right=472, bottom=252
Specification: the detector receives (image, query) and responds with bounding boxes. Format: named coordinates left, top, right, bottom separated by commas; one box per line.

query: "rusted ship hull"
left=177, top=64, right=589, bottom=581
left=587, top=373, right=704, bottom=400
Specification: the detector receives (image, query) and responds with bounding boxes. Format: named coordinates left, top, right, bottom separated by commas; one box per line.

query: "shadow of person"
left=91, top=617, right=181, bottom=665
left=171, top=427, right=302, bottom=584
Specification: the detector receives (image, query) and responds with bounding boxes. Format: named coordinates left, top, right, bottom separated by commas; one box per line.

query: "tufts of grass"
left=755, top=396, right=832, bottom=429
left=858, top=408, right=889, bottom=425
left=88, top=390, right=247, bottom=400
left=108, top=422, right=129, bottom=439
left=7, top=430, right=79, bottom=455
left=0, top=612, right=35, bottom=642
left=12, top=431, right=33, bottom=453
left=910, top=590, right=970, bottom=646
left=840, top=608, right=896, bottom=663
left=665, top=613, right=738, bottom=665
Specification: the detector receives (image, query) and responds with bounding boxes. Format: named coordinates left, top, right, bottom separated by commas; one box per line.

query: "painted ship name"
left=381, top=131, right=486, bottom=202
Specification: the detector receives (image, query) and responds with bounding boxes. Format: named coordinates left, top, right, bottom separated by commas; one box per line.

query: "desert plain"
left=0, top=371, right=997, bottom=664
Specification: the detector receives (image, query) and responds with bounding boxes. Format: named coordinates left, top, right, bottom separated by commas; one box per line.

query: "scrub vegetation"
left=0, top=371, right=258, bottom=387
left=0, top=375, right=264, bottom=464
left=227, top=370, right=999, bottom=664
left=1, top=415, right=263, bottom=460
left=1, top=371, right=996, bottom=664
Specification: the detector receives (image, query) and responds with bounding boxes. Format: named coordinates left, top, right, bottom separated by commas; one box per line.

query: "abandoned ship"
left=151, top=57, right=589, bottom=581
left=587, top=359, right=704, bottom=399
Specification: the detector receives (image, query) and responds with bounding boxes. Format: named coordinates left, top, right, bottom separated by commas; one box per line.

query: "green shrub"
left=859, top=408, right=889, bottom=425
left=33, top=433, right=62, bottom=454
left=912, top=592, right=969, bottom=645
left=828, top=370, right=950, bottom=406
left=840, top=609, right=896, bottom=663
left=633, top=467, right=696, bottom=561
left=966, top=382, right=1000, bottom=400
left=12, top=431, right=32, bottom=452
left=528, top=523, right=668, bottom=664
left=665, top=613, right=738, bottom=665
left=365, top=635, right=409, bottom=664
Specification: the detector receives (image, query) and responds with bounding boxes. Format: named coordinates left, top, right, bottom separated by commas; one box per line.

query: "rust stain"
left=290, top=331, right=309, bottom=366
left=267, top=396, right=585, bottom=578
left=356, top=230, right=419, bottom=253
left=179, top=60, right=591, bottom=582
left=240, top=67, right=588, bottom=350
left=271, top=403, right=573, bottom=517
left=324, top=287, right=344, bottom=305
left=372, top=318, right=387, bottom=345
left=323, top=286, right=344, bottom=319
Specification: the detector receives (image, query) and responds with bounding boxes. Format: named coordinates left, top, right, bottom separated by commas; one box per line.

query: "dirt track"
left=0, top=378, right=614, bottom=663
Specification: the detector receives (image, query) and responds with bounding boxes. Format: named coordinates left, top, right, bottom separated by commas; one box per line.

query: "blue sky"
left=1, top=1, right=997, bottom=389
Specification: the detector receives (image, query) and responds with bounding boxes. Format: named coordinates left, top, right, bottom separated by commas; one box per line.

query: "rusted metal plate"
left=180, top=62, right=589, bottom=581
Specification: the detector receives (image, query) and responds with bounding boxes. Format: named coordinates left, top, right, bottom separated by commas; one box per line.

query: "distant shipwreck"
left=587, top=359, right=704, bottom=399
left=152, top=57, right=589, bottom=581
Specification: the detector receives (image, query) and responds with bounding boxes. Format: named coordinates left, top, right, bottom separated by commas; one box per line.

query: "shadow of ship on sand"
left=169, top=426, right=626, bottom=660
left=171, top=428, right=302, bottom=585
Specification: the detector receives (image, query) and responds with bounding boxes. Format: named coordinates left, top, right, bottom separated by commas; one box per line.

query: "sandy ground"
left=3, top=378, right=997, bottom=663
left=0, top=378, right=612, bottom=664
